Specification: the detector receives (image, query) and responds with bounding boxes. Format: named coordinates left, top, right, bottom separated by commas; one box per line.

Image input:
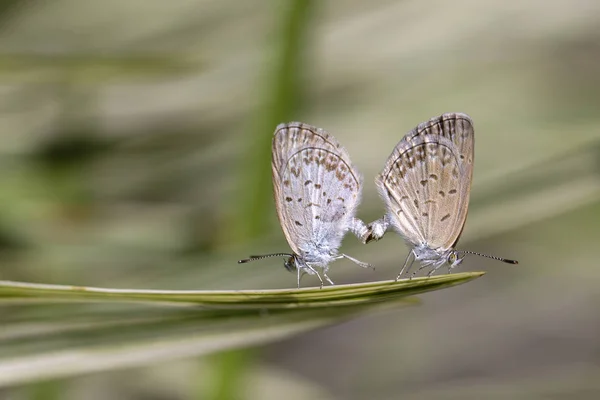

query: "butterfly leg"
left=444, top=260, right=463, bottom=275
left=427, top=265, right=442, bottom=277
left=337, top=254, right=374, bottom=270
left=446, top=264, right=452, bottom=275
left=322, top=272, right=335, bottom=286
left=414, top=263, right=435, bottom=279
left=396, top=250, right=416, bottom=281
left=303, top=264, right=324, bottom=289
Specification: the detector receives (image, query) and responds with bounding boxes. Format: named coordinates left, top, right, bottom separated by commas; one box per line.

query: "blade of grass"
left=216, top=0, right=317, bottom=396
left=0, top=272, right=483, bottom=386
left=0, top=273, right=484, bottom=308
left=235, top=0, right=316, bottom=241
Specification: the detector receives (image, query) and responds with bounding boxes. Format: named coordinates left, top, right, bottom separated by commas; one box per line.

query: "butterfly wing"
left=376, top=115, right=474, bottom=250
left=272, top=122, right=362, bottom=259
left=405, top=113, right=474, bottom=161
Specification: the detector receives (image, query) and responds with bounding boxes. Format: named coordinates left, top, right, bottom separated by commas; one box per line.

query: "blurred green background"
left=0, top=0, right=599, bottom=398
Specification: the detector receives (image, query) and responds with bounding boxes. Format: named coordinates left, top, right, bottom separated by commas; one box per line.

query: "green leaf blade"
left=0, top=272, right=483, bottom=308
left=0, top=272, right=483, bottom=386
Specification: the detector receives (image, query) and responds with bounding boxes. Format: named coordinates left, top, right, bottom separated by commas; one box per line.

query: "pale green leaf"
left=0, top=272, right=483, bottom=386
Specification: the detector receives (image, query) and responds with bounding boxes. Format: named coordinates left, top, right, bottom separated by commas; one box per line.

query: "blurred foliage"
left=235, top=0, right=316, bottom=241
left=0, top=0, right=598, bottom=399
left=0, top=54, right=199, bottom=83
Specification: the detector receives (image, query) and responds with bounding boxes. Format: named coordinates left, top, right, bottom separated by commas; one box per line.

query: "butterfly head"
left=283, top=255, right=298, bottom=272
left=447, top=250, right=465, bottom=267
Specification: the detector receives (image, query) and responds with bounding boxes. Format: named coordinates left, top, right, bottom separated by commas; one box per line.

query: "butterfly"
left=239, top=122, right=372, bottom=288
left=364, top=113, right=517, bottom=279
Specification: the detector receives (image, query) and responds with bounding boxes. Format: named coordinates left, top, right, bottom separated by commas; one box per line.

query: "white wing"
left=376, top=115, right=474, bottom=250
left=272, top=122, right=362, bottom=258
left=404, top=113, right=474, bottom=160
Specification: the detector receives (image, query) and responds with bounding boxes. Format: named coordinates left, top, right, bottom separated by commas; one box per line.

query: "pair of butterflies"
left=240, top=113, right=517, bottom=288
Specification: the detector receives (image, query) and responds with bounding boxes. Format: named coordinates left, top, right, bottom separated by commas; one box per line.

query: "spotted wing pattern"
left=405, top=113, right=474, bottom=162
left=376, top=114, right=474, bottom=250
left=272, top=122, right=362, bottom=260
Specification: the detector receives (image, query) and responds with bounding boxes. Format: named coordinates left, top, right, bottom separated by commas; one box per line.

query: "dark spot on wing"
left=413, top=199, right=419, bottom=208
left=448, top=189, right=457, bottom=195
left=335, top=165, right=349, bottom=181
left=420, top=179, right=428, bottom=186
left=439, top=191, right=445, bottom=197
left=441, top=213, right=451, bottom=222
left=295, top=220, right=303, bottom=226
left=422, top=212, right=429, bottom=217
left=297, top=198, right=303, bottom=202
left=305, top=180, right=312, bottom=186
left=283, top=180, right=290, bottom=187
left=285, top=197, right=293, bottom=202
left=327, top=198, right=332, bottom=205
left=324, top=154, right=339, bottom=172
left=429, top=174, right=438, bottom=180
left=314, top=183, right=321, bottom=189
left=315, top=216, right=320, bottom=220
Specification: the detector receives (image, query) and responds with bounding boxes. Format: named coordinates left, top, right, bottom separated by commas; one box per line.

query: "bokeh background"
left=1, top=0, right=599, bottom=398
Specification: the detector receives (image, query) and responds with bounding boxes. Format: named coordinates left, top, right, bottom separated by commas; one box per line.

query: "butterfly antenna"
left=460, top=250, right=518, bottom=264
left=238, top=253, right=293, bottom=264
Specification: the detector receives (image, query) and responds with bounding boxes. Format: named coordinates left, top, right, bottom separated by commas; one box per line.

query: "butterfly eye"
left=448, top=251, right=464, bottom=267
left=284, top=257, right=297, bottom=272
left=448, top=252, right=457, bottom=264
